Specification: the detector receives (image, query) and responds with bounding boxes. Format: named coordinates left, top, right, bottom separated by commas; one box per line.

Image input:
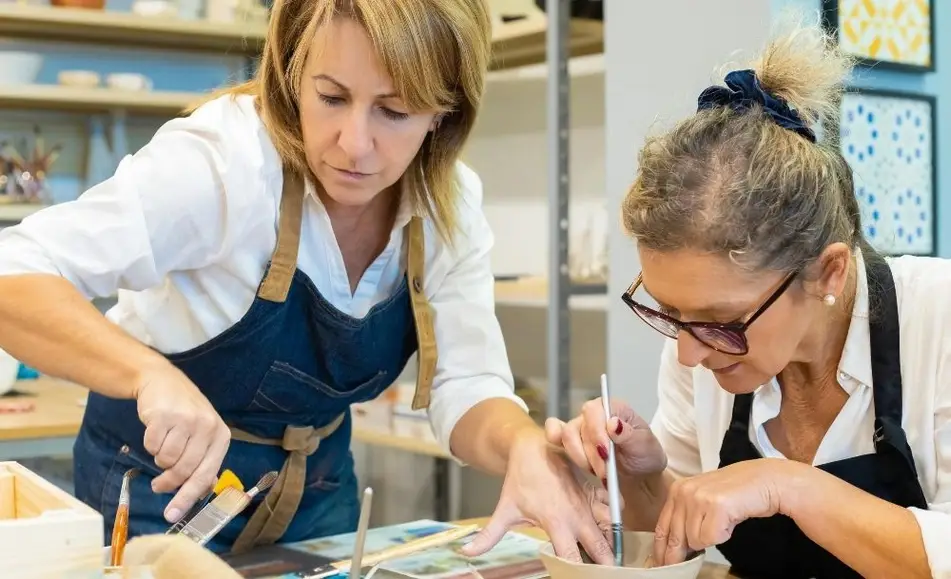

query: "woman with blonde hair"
left=0, top=0, right=611, bottom=559
left=551, top=18, right=951, bottom=579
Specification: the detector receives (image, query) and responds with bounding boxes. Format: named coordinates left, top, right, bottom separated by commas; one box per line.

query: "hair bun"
left=746, top=9, right=855, bottom=132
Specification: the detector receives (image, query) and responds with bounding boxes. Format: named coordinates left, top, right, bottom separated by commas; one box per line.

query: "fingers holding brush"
left=546, top=417, right=592, bottom=477
left=164, top=431, right=230, bottom=523
left=585, top=481, right=626, bottom=543
left=574, top=511, right=616, bottom=566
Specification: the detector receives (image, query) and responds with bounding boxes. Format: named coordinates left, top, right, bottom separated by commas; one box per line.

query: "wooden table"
left=0, top=377, right=86, bottom=461
left=457, top=517, right=736, bottom=579
left=0, top=377, right=461, bottom=518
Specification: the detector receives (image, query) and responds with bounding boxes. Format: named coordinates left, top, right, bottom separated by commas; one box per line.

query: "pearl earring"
left=823, top=294, right=836, bottom=306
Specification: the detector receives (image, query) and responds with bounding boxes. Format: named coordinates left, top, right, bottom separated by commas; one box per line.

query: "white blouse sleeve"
left=650, top=338, right=703, bottom=479
left=424, top=164, right=528, bottom=457
left=0, top=99, right=256, bottom=299
left=909, top=342, right=951, bottom=577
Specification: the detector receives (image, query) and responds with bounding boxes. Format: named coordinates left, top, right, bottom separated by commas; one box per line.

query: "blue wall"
left=775, top=0, right=949, bottom=257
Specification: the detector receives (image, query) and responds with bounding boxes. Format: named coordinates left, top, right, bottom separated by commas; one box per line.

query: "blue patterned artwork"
left=839, top=89, right=936, bottom=256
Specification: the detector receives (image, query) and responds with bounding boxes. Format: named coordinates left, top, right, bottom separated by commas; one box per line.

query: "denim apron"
left=74, top=168, right=439, bottom=554
left=715, top=255, right=929, bottom=578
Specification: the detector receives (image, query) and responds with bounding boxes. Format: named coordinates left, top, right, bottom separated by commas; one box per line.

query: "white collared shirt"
left=0, top=94, right=526, bottom=453
left=650, top=251, right=951, bottom=577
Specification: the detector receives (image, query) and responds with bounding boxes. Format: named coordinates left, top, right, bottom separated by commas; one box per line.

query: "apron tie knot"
left=281, top=426, right=321, bottom=455
left=228, top=414, right=345, bottom=554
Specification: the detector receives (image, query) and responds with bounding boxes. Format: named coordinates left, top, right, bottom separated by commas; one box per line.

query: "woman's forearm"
left=0, top=274, right=168, bottom=398
left=449, top=398, right=541, bottom=474
left=784, top=464, right=932, bottom=579
left=619, top=470, right=675, bottom=531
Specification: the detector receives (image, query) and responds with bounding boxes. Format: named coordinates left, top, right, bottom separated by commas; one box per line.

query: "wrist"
left=507, top=422, right=547, bottom=458
left=128, top=354, right=176, bottom=399
left=775, top=459, right=817, bottom=519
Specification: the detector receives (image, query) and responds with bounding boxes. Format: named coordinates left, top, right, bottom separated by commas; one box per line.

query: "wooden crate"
left=0, top=461, right=104, bottom=579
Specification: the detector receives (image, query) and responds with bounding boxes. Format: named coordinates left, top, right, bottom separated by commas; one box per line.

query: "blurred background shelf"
left=0, top=203, right=48, bottom=221
left=490, top=13, right=602, bottom=70
left=0, top=4, right=266, bottom=55
left=494, top=276, right=607, bottom=310
left=0, top=84, right=198, bottom=115
left=0, top=3, right=603, bottom=71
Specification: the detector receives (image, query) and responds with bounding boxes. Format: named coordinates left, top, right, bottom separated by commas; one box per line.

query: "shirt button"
left=838, top=371, right=848, bottom=382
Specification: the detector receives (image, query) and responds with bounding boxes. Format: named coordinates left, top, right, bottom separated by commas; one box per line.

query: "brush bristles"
left=206, top=486, right=251, bottom=514
left=254, top=471, right=279, bottom=493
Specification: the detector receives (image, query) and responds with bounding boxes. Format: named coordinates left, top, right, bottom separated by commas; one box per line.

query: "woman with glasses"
left=546, top=19, right=950, bottom=579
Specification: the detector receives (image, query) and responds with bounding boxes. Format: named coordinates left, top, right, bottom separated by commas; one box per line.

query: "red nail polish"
left=597, top=445, right=608, bottom=460
left=615, top=420, right=623, bottom=435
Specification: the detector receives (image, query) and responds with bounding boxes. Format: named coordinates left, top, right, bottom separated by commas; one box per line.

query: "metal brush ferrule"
left=611, top=523, right=624, bottom=566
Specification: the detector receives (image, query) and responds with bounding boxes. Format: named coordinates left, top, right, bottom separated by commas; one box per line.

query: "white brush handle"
left=600, top=374, right=623, bottom=525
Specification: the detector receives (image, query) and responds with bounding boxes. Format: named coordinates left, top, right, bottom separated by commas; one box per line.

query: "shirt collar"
left=839, top=248, right=873, bottom=389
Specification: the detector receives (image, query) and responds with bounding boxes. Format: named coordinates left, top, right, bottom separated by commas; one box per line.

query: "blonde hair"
left=622, top=13, right=865, bottom=274
left=222, top=0, right=492, bottom=243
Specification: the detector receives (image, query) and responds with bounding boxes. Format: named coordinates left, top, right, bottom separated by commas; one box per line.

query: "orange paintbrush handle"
left=111, top=505, right=130, bottom=566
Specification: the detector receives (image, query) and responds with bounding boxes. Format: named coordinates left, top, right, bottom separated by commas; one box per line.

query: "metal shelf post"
left=545, top=0, right=571, bottom=421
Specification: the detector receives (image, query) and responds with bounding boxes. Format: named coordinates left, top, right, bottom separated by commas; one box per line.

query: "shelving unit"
left=0, top=4, right=265, bottom=54
left=490, top=10, right=602, bottom=70
left=0, top=83, right=199, bottom=116
left=0, top=3, right=600, bottom=70
left=0, top=203, right=47, bottom=222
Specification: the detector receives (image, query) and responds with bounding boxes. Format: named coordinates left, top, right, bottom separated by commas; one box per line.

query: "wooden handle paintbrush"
left=110, top=468, right=139, bottom=566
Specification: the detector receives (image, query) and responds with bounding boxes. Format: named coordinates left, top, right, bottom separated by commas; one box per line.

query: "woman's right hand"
left=134, top=365, right=231, bottom=523
left=545, top=398, right=667, bottom=483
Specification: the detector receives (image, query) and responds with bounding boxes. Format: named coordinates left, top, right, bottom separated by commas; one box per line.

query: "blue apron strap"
left=257, top=167, right=305, bottom=303
left=406, top=216, right=437, bottom=410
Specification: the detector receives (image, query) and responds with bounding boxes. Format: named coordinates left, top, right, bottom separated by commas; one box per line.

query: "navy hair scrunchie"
left=697, top=69, right=816, bottom=143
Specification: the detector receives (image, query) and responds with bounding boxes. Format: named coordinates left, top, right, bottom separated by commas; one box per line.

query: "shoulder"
left=887, top=255, right=951, bottom=397
left=424, top=160, right=489, bottom=259
left=123, top=93, right=284, bottom=259
left=888, top=254, right=951, bottom=328
left=453, top=160, right=485, bottom=208
left=156, top=93, right=282, bottom=180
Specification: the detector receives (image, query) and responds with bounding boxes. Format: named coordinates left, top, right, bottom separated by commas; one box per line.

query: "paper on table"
left=284, top=520, right=546, bottom=579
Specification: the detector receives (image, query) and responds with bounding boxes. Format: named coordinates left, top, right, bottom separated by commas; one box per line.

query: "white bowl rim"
left=538, top=539, right=706, bottom=571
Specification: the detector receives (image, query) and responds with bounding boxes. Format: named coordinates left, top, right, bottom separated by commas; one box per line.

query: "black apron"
left=716, top=256, right=929, bottom=578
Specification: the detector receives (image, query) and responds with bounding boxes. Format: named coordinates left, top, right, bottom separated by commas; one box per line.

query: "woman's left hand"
left=460, top=431, right=617, bottom=565
left=653, top=458, right=804, bottom=566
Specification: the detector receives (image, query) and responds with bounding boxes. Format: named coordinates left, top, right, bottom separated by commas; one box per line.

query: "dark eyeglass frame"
left=620, top=271, right=799, bottom=355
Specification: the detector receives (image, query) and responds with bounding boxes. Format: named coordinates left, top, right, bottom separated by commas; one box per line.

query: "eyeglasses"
left=620, top=271, right=798, bottom=355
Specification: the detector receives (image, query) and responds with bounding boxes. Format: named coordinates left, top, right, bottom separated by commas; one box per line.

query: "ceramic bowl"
left=539, top=532, right=705, bottom=579
left=0, top=51, right=42, bottom=86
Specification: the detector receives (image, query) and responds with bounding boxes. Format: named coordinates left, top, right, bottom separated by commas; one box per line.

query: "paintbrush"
left=600, top=373, right=624, bottom=566
left=167, top=469, right=244, bottom=535
left=349, top=488, right=373, bottom=579
left=111, top=468, right=139, bottom=566
left=178, top=471, right=278, bottom=546
left=297, top=524, right=481, bottom=579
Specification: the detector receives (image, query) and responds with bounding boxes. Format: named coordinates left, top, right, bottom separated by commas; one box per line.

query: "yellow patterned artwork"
left=824, top=0, right=933, bottom=70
